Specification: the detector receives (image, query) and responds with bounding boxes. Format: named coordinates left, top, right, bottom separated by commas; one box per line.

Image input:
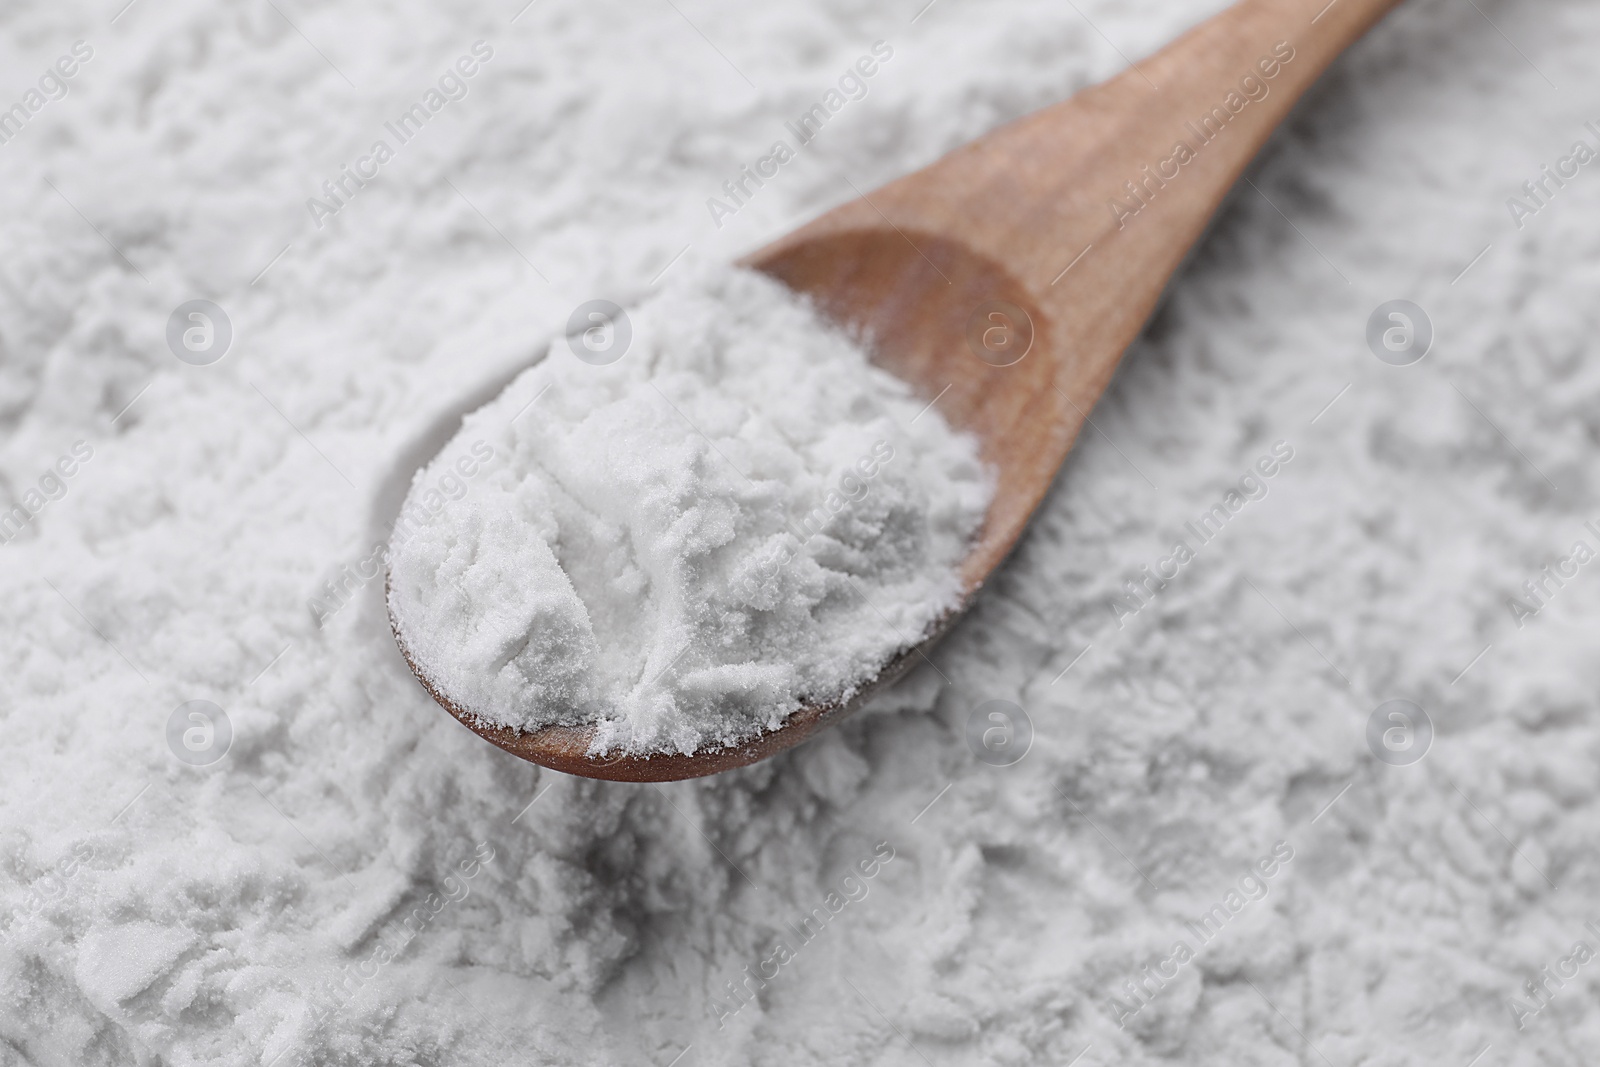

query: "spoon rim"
left=387, top=573, right=975, bottom=782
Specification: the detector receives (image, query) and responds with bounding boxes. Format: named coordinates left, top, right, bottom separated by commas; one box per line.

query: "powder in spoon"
left=386, top=264, right=993, bottom=756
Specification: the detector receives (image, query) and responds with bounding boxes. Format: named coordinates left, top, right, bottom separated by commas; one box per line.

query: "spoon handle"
left=777, top=0, right=1406, bottom=392
left=938, top=0, right=1400, bottom=341
left=1025, top=0, right=1406, bottom=343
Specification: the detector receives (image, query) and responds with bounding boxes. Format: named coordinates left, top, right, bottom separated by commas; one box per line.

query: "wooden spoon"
left=391, top=0, right=1402, bottom=781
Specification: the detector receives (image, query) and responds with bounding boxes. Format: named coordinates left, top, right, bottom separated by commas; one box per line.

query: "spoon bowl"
left=391, top=0, right=1403, bottom=780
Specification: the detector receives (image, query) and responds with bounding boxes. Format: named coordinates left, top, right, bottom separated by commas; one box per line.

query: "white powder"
left=5, top=0, right=1600, bottom=1065
left=387, top=265, right=990, bottom=755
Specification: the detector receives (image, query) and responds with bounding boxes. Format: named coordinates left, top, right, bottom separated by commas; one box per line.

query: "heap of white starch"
left=387, top=265, right=992, bottom=755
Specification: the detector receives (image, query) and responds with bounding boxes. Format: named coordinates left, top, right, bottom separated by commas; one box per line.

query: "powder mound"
left=387, top=265, right=993, bottom=756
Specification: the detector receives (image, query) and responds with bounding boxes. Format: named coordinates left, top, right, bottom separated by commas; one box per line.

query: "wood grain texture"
left=393, top=0, right=1404, bottom=781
